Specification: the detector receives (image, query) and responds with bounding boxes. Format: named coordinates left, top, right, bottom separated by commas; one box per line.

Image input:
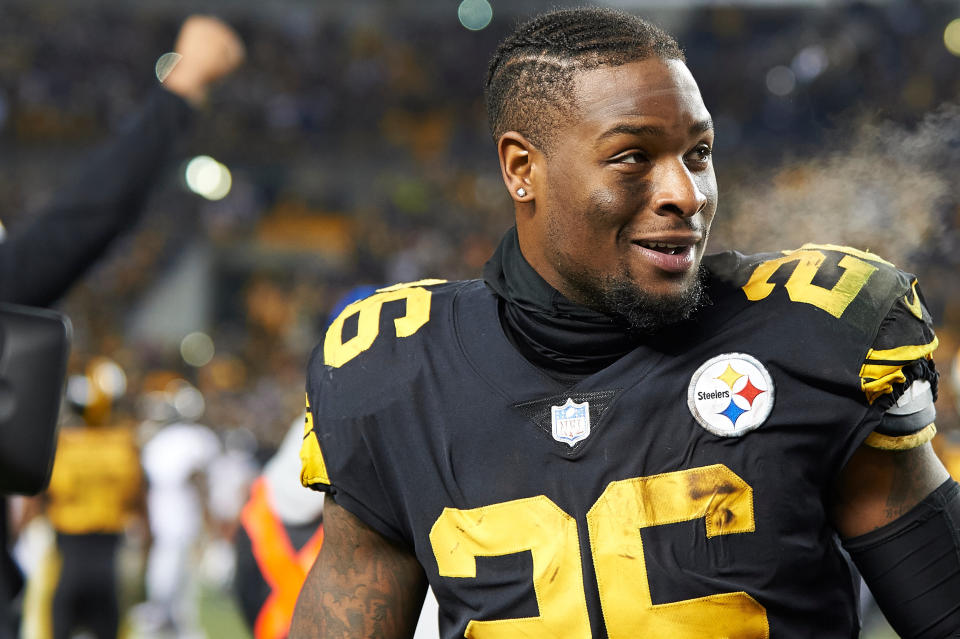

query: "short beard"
left=572, top=267, right=708, bottom=334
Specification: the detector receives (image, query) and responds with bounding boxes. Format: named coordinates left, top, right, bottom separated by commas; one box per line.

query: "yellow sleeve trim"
left=300, top=394, right=330, bottom=486
left=860, top=336, right=938, bottom=404
left=864, top=423, right=937, bottom=451
left=860, top=365, right=907, bottom=404
left=865, top=336, right=938, bottom=363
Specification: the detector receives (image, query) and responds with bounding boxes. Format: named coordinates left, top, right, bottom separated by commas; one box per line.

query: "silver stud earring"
left=516, top=187, right=527, bottom=198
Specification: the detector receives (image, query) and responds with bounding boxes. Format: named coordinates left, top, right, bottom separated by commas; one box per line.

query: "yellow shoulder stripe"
left=864, top=423, right=937, bottom=451
left=865, top=336, right=938, bottom=363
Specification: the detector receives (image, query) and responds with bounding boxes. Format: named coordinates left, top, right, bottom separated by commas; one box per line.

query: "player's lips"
left=630, top=235, right=700, bottom=273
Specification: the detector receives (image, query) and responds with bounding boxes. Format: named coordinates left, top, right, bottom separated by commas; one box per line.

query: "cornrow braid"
left=484, top=7, right=685, bottom=152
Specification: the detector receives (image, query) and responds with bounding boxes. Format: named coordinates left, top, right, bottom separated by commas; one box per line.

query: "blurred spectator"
left=135, top=379, right=221, bottom=636
left=235, top=415, right=323, bottom=639
left=202, top=427, right=260, bottom=589
left=207, top=428, right=261, bottom=542
left=18, top=358, right=145, bottom=639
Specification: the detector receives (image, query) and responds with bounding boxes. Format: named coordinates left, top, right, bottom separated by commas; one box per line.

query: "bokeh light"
left=66, top=376, right=91, bottom=406
left=184, top=155, right=232, bottom=200
left=91, top=359, right=127, bottom=397
left=171, top=383, right=205, bottom=420
left=155, top=52, right=181, bottom=83
left=180, top=331, right=216, bottom=367
left=458, top=0, right=493, bottom=31
left=67, top=359, right=127, bottom=406
left=791, top=45, right=828, bottom=82
left=765, top=65, right=796, bottom=96
left=944, top=18, right=960, bottom=56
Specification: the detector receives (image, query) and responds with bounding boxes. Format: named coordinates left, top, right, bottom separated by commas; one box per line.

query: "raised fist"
left=161, top=15, right=245, bottom=106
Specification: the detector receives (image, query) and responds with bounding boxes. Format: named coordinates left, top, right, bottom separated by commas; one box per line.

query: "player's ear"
left=498, top=131, right=538, bottom=204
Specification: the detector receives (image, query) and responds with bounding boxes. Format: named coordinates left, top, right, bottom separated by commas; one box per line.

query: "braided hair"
left=484, top=7, right=684, bottom=152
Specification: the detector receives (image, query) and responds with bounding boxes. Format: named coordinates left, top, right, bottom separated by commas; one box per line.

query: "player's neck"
left=483, top=227, right=638, bottom=380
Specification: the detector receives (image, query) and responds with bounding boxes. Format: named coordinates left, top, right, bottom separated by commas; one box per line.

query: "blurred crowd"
left=1, top=0, right=960, bottom=636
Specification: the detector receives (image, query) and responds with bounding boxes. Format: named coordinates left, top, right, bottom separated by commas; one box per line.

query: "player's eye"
left=686, top=144, right=712, bottom=166
left=611, top=150, right=648, bottom=165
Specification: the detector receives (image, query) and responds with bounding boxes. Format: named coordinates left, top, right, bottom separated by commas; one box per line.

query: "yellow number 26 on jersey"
left=430, top=464, right=769, bottom=638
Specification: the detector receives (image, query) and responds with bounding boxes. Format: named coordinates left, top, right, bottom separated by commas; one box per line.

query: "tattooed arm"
left=290, top=497, right=427, bottom=639
left=831, top=441, right=949, bottom=537
left=831, top=442, right=960, bottom=637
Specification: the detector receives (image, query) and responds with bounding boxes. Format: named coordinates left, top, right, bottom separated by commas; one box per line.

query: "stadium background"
left=2, top=0, right=959, bottom=637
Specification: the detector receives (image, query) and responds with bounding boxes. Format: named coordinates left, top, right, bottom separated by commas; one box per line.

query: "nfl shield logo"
left=551, top=398, right=591, bottom=446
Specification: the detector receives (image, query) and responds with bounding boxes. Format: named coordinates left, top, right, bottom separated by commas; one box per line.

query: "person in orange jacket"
left=235, top=416, right=324, bottom=639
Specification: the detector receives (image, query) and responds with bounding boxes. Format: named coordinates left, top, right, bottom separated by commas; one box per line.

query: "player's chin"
left=607, top=259, right=703, bottom=303
left=602, top=275, right=704, bottom=334
left=631, top=264, right=700, bottom=300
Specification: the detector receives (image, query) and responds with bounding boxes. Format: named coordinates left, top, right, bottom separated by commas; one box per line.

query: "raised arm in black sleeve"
left=0, top=87, right=194, bottom=307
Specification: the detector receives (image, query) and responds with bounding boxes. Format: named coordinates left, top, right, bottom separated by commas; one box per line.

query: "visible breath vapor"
left=713, top=104, right=960, bottom=269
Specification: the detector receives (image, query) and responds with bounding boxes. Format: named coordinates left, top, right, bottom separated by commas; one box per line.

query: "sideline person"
left=23, top=358, right=146, bottom=639
left=0, top=14, right=244, bottom=307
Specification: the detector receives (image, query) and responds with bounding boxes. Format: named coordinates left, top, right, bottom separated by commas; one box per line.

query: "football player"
left=293, top=8, right=959, bottom=638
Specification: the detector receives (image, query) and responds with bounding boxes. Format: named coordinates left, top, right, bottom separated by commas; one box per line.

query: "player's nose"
left=651, top=159, right=707, bottom=218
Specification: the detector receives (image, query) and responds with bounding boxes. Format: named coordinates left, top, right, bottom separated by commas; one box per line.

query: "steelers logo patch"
left=687, top=353, right=774, bottom=437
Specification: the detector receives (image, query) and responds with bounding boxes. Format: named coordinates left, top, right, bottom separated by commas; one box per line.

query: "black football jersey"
left=301, top=245, right=938, bottom=639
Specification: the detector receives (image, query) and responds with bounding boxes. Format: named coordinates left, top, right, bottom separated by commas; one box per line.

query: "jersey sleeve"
left=299, top=344, right=407, bottom=544
left=859, top=277, right=939, bottom=450
left=298, top=280, right=450, bottom=545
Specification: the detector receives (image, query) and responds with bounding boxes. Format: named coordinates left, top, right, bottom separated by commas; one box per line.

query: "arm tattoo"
left=833, top=441, right=950, bottom=538
left=882, top=444, right=947, bottom=522
left=291, top=498, right=427, bottom=639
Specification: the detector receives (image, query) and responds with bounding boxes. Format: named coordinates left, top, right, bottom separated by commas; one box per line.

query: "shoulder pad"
left=321, top=279, right=450, bottom=369
left=710, top=244, right=922, bottom=332
left=301, top=278, right=471, bottom=484
left=707, top=245, right=939, bottom=413
left=300, top=279, right=478, bottom=542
